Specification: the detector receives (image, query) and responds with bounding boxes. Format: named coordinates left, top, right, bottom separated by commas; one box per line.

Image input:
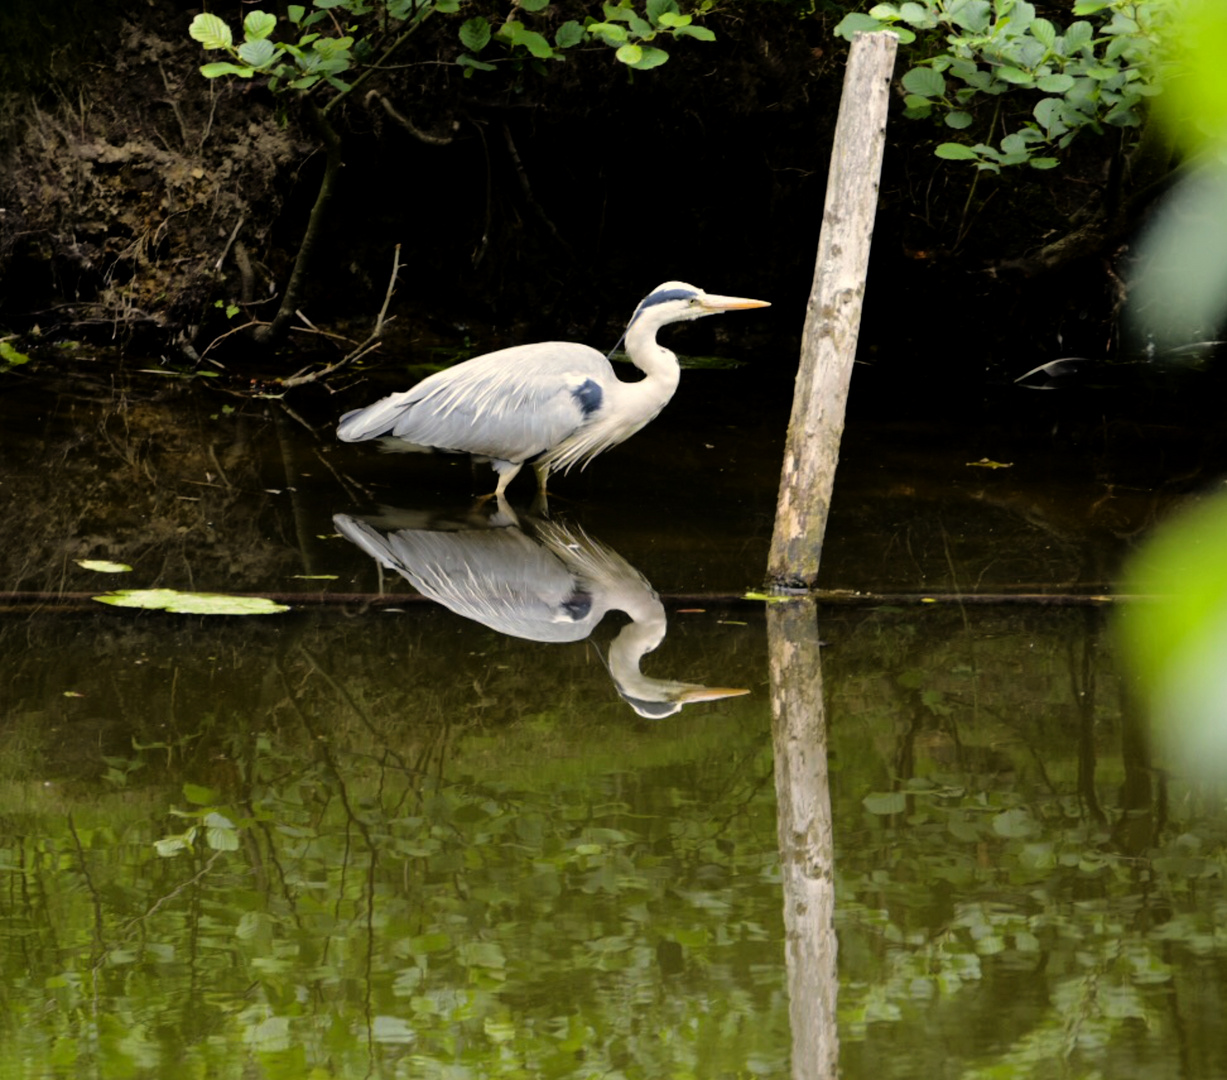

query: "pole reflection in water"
left=334, top=504, right=749, bottom=717
left=769, top=595, right=839, bottom=1079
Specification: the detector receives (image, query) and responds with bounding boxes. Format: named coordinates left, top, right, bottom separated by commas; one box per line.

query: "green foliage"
left=188, top=0, right=449, bottom=94
left=190, top=0, right=719, bottom=89
left=1116, top=493, right=1227, bottom=777
left=455, top=0, right=718, bottom=76
left=1153, top=0, right=1227, bottom=153
left=835, top=0, right=1172, bottom=171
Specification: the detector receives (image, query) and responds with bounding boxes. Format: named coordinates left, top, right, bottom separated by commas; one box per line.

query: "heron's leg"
left=490, top=460, right=522, bottom=499
left=532, top=461, right=551, bottom=494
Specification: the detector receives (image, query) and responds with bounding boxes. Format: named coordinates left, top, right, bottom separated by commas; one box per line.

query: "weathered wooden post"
left=768, top=32, right=898, bottom=589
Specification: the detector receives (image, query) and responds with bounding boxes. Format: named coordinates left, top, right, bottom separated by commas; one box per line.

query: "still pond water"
left=3, top=354, right=1227, bottom=1079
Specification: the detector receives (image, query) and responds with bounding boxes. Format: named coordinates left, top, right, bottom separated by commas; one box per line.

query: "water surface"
left=3, top=356, right=1227, bottom=1078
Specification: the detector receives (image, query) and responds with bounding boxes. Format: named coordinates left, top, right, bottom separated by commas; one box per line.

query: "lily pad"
left=76, top=559, right=133, bottom=573
left=92, top=589, right=290, bottom=615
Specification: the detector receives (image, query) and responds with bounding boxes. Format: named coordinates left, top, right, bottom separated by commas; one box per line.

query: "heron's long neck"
left=618, top=318, right=682, bottom=420
left=607, top=591, right=668, bottom=688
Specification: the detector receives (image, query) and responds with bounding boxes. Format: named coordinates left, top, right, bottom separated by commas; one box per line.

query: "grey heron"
left=333, top=508, right=749, bottom=717
left=336, top=282, right=770, bottom=497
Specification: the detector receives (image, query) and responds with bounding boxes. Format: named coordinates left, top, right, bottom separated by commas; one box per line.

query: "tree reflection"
left=768, top=596, right=839, bottom=1079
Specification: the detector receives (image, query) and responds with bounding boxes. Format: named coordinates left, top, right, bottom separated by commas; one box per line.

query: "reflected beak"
left=700, top=295, right=771, bottom=313
left=674, top=685, right=752, bottom=703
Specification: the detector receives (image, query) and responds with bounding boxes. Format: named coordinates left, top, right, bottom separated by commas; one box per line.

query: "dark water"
left=3, top=356, right=1227, bottom=1078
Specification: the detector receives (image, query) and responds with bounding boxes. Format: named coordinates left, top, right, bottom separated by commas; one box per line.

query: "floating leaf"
left=76, top=559, right=132, bottom=573
left=92, top=589, right=290, bottom=615
left=0, top=341, right=30, bottom=366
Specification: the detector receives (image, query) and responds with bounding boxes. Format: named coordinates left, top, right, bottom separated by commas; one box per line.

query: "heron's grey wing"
left=338, top=343, right=615, bottom=464
left=333, top=514, right=603, bottom=642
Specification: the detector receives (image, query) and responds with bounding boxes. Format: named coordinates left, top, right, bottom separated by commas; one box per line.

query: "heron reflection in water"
left=333, top=507, right=748, bottom=717
left=336, top=282, right=769, bottom=498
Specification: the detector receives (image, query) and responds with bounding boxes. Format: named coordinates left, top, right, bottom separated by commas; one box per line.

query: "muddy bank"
left=0, top=1, right=1140, bottom=380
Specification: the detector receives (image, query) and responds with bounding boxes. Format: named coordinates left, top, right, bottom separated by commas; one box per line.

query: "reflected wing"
left=337, top=343, right=614, bottom=465
left=334, top=514, right=604, bottom=642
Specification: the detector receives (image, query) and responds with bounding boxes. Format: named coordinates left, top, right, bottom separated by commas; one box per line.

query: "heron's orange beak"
left=700, top=295, right=771, bottom=313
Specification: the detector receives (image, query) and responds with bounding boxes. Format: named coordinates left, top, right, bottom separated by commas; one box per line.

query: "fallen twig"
left=277, top=243, right=402, bottom=389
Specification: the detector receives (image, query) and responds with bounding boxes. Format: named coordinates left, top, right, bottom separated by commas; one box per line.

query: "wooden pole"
left=768, top=33, right=898, bottom=589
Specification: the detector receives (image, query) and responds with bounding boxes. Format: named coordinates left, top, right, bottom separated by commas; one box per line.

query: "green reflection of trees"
left=823, top=604, right=1227, bottom=1080
left=1, top=610, right=783, bottom=1079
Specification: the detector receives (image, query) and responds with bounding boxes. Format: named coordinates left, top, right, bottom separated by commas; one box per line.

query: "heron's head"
left=627, top=281, right=771, bottom=330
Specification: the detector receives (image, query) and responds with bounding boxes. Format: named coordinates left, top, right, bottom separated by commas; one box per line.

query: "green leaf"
left=655, top=12, right=690, bottom=28
left=646, top=0, right=679, bottom=21
left=154, top=836, right=191, bottom=858
left=189, top=13, right=233, bottom=50
left=996, top=66, right=1035, bottom=86
left=287, top=5, right=306, bottom=25
left=673, top=24, right=715, bottom=41
left=901, top=66, right=946, bottom=98
left=243, top=11, right=277, bottom=41
left=935, top=142, right=979, bottom=159
left=863, top=792, right=907, bottom=815
left=555, top=20, right=584, bottom=48
left=1072, top=0, right=1109, bottom=12
left=456, top=54, right=497, bottom=71
left=520, top=0, right=550, bottom=9
left=510, top=25, right=555, bottom=59
left=459, top=17, right=490, bottom=53
left=628, top=44, right=668, bottom=69
left=1030, top=16, right=1056, bottom=46
left=1029, top=156, right=1059, bottom=169
left=588, top=21, right=629, bottom=45
left=0, top=341, right=31, bottom=365
left=947, top=0, right=990, bottom=32
left=237, top=38, right=276, bottom=67
left=833, top=13, right=883, bottom=41
left=435, top=0, right=461, bottom=12
left=992, top=808, right=1038, bottom=838
left=945, top=110, right=973, bottom=129
left=616, top=42, right=643, bottom=65
left=1034, top=97, right=1068, bottom=134
left=898, top=1, right=936, bottom=27
left=627, top=12, right=654, bottom=37
left=1062, top=20, right=1094, bottom=50
left=200, top=62, right=255, bottom=78
left=75, top=559, right=132, bottom=573
left=184, top=783, right=218, bottom=805
left=1036, top=73, right=1074, bottom=93
left=92, top=589, right=290, bottom=615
